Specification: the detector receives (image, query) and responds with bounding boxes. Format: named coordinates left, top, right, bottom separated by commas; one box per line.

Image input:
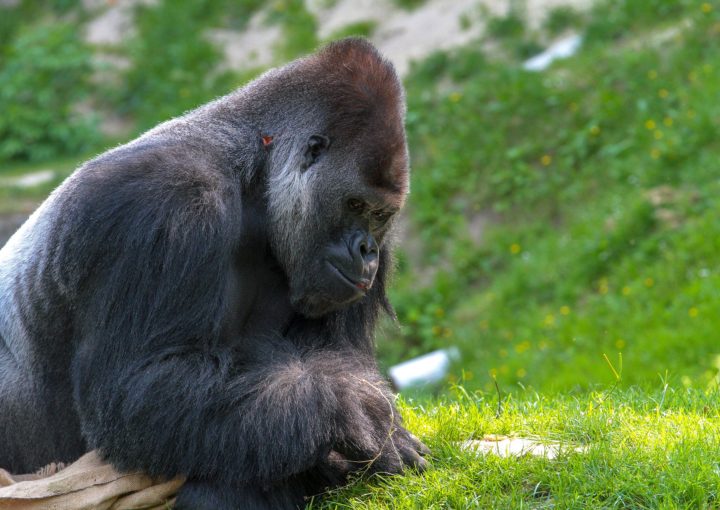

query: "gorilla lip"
left=327, top=262, right=369, bottom=293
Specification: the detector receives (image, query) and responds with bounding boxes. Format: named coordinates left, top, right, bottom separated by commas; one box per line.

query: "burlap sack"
left=0, top=451, right=183, bottom=509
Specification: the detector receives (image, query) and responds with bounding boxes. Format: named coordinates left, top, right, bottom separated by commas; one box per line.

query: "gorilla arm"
left=61, top=145, right=345, bottom=486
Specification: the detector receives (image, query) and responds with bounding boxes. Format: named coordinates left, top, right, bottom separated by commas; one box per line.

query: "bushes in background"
left=0, top=23, right=97, bottom=163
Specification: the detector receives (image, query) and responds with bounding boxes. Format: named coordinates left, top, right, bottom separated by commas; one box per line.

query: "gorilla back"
left=0, top=38, right=427, bottom=509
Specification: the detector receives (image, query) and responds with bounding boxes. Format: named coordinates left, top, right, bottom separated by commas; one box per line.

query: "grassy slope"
left=379, top=0, right=720, bottom=394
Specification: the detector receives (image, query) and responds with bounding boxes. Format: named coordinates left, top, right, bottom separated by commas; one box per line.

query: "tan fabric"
left=0, top=451, right=183, bottom=509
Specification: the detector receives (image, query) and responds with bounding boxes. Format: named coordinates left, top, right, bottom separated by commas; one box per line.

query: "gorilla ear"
left=302, top=134, right=330, bottom=171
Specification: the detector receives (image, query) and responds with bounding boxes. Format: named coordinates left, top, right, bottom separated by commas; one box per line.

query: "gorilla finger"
left=398, top=444, right=429, bottom=472
left=366, top=452, right=404, bottom=476
left=324, top=449, right=357, bottom=477
left=406, top=432, right=431, bottom=456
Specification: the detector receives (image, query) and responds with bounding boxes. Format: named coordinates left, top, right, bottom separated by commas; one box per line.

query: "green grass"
left=319, top=386, right=720, bottom=508
left=377, top=0, right=720, bottom=394
left=390, top=0, right=427, bottom=11
left=325, top=21, right=378, bottom=42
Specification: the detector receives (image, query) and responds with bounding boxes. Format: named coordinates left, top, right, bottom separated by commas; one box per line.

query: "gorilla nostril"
left=349, top=232, right=378, bottom=266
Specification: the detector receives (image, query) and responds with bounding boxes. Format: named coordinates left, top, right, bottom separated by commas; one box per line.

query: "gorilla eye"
left=372, top=210, right=393, bottom=224
left=303, top=134, right=330, bottom=169
left=347, top=199, right=365, bottom=213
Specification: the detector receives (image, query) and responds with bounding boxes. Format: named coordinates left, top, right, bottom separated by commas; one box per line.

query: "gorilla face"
left=267, top=128, right=408, bottom=318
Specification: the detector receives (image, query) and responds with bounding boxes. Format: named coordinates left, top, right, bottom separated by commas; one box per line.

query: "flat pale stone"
left=461, top=435, right=587, bottom=459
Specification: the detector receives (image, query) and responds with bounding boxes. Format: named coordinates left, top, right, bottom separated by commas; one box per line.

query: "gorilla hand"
left=333, top=374, right=430, bottom=475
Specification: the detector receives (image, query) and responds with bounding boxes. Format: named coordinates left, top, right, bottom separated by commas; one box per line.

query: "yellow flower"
left=514, top=341, right=531, bottom=354
left=431, top=325, right=441, bottom=336
left=560, top=305, right=571, bottom=316
left=544, top=314, right=555, bottom=327
left=489, top=368, right=498, bottom=378
left=540, top=154, right=552, bottom=166
left=647, top=69, right=658, bottom=80
left=622, top=286, right=631, bottom=296
left=702, top=2, right=712, bottom=13
left=435, top=307, right=445, bottom=318
left=538, top=340, right=549, bottom=351
left=598, top=277, right=609, bottom=294
left=644, top=277, right=655, bottom=287
left=650, top=148, right=661, bottom=160
left=449, top=92, right=462, bottom=103
left=663, top=117, right=673, bottom=127
left=654, top=130, right=663, bottom=140
left=615, top=339, right=626, bottom=349
left=516, top=368, right=527, bottom=378
left=658, top=88, right=669, bottom=99
left=590, top=125, right=601, bottom=136
left=510, top=243, right=521, bottom=254
left=644, top=119, right=656, bottom=130
left=499, top=348, right=508, bottom=358
left=688, top=307, right=699, bottom=318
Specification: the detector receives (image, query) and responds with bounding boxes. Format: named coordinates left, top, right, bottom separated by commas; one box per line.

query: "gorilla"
left=0, top=38, right=429, bottom=508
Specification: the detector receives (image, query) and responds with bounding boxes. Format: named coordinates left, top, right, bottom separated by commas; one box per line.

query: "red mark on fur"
left=262, top=135, right=274, bottom=147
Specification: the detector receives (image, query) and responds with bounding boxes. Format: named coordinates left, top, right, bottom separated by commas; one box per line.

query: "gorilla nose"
left=348, top=232, right=378, bottom=289
left=351, top=231, right=378, bottom=265
left=326, top=232, right=379, bottom=292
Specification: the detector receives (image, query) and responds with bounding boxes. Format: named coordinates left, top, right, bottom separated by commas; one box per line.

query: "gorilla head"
left=259, top=40, right=410, bottom=317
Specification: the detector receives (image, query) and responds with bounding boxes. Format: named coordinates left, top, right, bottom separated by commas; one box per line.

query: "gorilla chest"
left=221, top=225, right=295, bottom=343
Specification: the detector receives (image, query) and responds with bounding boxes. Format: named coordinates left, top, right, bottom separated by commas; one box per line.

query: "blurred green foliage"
left=267, top=0, right=318, bottom=61
left=542, top=5, right=584, bottom=36
left=390, top=0, right=427, bottom=10
left=380, top=0, right=720, bottom=394
left=113, top=0, right=253, bottom=130
left=0, top=22, right=97, bottom=162
left=325, top=20, right=378, bottom=41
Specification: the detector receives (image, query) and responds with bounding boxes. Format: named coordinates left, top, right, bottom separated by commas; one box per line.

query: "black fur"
left=0, top=38, right=427, bottom=509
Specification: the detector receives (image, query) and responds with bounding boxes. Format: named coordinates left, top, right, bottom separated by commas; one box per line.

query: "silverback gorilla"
left=0, top=39, right=429, bottom=508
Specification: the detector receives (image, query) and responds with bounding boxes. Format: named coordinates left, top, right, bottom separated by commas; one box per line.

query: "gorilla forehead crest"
left=300, top=38, right=410, bottom=195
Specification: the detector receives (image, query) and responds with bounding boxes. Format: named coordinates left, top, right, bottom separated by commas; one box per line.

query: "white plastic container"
left=388, top=347, right=460, bottom=390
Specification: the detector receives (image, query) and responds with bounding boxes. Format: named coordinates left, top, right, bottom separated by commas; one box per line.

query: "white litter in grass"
left=523, top=34, right=582, bottom=71
left=0, top=171, right=55, bottom=188
left=389, top=347, right=460, bottom=390
left=461, top=435, right=588, bottom=459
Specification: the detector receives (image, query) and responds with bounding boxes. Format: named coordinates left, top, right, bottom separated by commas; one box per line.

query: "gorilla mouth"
left=326, top=262, right=367, bottom=294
